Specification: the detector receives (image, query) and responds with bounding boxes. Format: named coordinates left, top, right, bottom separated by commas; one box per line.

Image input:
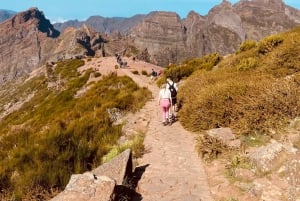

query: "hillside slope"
left=0, top=57, right=156, bottom=200
left=162, top=26, right=300, bottom=200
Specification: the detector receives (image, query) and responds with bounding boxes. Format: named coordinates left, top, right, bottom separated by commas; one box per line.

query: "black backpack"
left=167, top=81, right=177, bottom=98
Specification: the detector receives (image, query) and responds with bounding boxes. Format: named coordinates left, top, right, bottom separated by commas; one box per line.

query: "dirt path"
left=118, top=59, right=213, bottom=201
left=85, top=57, right=213, bottom=200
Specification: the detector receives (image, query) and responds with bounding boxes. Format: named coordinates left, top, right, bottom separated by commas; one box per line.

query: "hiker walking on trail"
left=150, top=69, right=157, bottom=81
left=166, top=77, right=178, bottom=122
left=158, top=83, right=172, bottom=126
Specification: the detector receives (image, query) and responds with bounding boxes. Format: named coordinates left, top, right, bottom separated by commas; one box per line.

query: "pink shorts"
left=160, top=99, right=170, bottom=108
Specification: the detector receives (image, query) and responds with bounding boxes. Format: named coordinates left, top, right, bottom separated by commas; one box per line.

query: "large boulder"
left=50, top=174, right=116, bottom=201
left=51, top=149, right=133, bottom=201
left=93, top=149, right=132, bottom=185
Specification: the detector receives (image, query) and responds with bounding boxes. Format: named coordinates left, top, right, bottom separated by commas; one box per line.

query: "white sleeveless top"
left=159, top=88, right=171, bottom=99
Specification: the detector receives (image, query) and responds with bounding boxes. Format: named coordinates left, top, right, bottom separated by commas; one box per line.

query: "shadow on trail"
left=114, top=164, right=149, bottom=201
left=130, top=164, right=150, bottom=201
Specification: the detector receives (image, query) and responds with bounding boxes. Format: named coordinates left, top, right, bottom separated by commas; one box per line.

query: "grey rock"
left=249, top=140, right=283, bottom=172
left=51, top=149, right=133, bottom=200
left=51, top=173, right=115, bottom=201
left=206, top=127, right=241, bottom=149
left=93, top=149, right=132, bottom=185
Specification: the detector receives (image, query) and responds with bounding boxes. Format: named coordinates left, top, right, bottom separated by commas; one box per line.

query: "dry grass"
left=176, top=26, right=300, bottom=157
left=0, top=59, right=151, bottom=200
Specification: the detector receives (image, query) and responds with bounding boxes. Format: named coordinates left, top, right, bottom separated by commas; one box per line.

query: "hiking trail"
left=86, top=57, right=213, bottom=201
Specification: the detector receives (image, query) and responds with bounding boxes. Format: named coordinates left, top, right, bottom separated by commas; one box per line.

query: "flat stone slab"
left=93, top=148, right=132, bottom=185
left=50, top=173, right=115, bottom=201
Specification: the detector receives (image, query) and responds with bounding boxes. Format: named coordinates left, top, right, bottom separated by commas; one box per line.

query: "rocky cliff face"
left=0, top=8, right=105, bottom=83
left=1, top=0, right=300, bottom=76
left=129, top=0, right=300, bottom=66
left=0, top=8, right=57, bottom=82
left=130, top=12, right=187, bottom=65
left=234, top=0, right=299, bottom=40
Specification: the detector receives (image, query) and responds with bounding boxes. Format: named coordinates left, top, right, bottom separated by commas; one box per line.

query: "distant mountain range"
left=0, top=9, right=16, bottom=22
left=53, top=15, right=146, bottom=34
left=0, top=0, right=300, bottom=82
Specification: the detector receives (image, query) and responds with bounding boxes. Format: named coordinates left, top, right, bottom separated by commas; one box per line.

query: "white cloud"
left=48, top=17, right=68, bottom=24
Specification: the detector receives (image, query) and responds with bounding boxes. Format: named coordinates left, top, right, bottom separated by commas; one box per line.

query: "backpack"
left=152, top=70, right=157, bottom=77
left=167, top=81, right=177, bottom=98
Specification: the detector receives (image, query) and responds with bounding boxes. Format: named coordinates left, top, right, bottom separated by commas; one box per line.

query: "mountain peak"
left=236, top=0, right=285, bottom=11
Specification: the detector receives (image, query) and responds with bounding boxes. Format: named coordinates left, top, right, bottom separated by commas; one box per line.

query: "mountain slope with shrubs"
left=0, top=59, right=151, bottom=200
left=176, top=26, right=300, bottom=138
left=158, top=26, right=300, bottom=200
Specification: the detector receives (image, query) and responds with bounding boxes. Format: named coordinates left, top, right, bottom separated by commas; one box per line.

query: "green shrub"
left=162, top=53, right=222, bottom=83
left=236, top=57, right=257, bottom=71
left=131, top=70, right=139, bottom=75
left=141, top=70, right=148, bottom=76
left=177, top=27, right=300, bottom=141
left=238, top=40, right=257, bottom=52
left=262, top=40, right=300, bottom=77
left=258, top=35, right=283, bottom=54
left=102, top=132, right=145, bottom=163
left=178, top=70, right=300, bottom=136
left=94, top=72, right=101, bottom=77
left=0, top=59, right=151, bottom=199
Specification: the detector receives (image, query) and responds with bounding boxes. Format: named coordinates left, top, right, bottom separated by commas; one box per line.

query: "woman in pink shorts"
left=158, top=83, right=172, bottom=126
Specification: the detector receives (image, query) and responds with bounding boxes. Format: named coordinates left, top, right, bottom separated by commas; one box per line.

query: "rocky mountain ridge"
left=50, top=0, right=300, bottom=66
left=0, top=8, right=108, bottom=83
left=1, top=0, right=300, bottom=82
left=129, top=0, right=300, bottom=66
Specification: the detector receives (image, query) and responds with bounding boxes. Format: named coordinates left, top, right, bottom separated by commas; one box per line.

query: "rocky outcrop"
left=129, top=0, right=300, bottom=66
left=51, top=24, right=107, bottom=60
left=0, top=8, right=106, bottom=83
left=206, top=127, right=241, bottom=149
left=207, top=0, right=245, bottom=41
left=130, top=12, right=188, bottom=66
left=93, top=149, right=133, bottom=185
left=2, top=0, right=300, bottom=77
left=234, top=0, right=300, bottom=40
left=51, top=174, right=116, bottom=201
left=51, top=149, right=134, bottom=201
left=248, top=139, right=297, bottom=173
left=0, top=8, right=56, bottom=82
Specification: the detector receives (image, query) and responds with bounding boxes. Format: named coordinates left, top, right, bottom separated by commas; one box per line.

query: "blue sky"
left=1, top=0, right=300, bottom=23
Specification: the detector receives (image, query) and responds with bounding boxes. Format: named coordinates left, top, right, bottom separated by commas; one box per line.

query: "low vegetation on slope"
left=0, top=59, right=151, bottom=200
left=165, top=26, right=300, bottom=141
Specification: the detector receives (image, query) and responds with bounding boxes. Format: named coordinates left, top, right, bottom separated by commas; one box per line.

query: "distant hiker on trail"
left=150, top=69, right=158, bottom=81
left=115, top=53, right=127, bottom=68
left=158, top=83, right=172, bottom=126
left=166, top=76, right=178, bottom=122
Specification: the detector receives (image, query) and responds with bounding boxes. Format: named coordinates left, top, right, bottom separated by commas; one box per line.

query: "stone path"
left=118, top=60, right=213, bottom=201
left=82, top=57, right=213, bottom=200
